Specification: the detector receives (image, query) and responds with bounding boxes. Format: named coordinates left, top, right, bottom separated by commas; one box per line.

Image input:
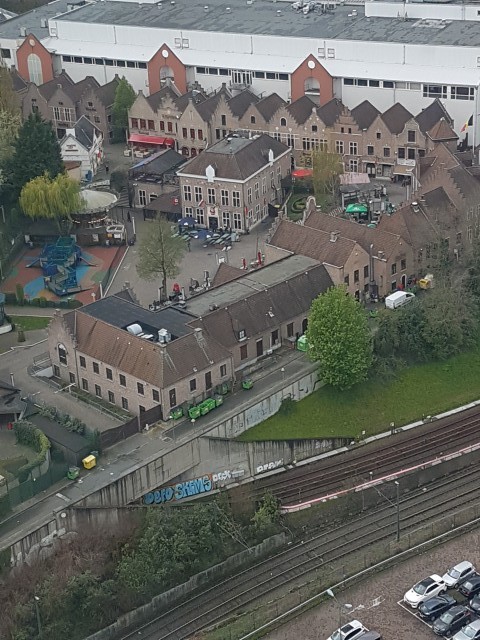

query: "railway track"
left=251, top=406, right=480, bottom=505
left=120, top=463, right=480, bottom=640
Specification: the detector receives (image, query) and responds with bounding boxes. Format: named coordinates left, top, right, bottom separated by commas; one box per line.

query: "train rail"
left=120, top=463, right=480, bottom=640
left=251, top=406, right=480, bottom=505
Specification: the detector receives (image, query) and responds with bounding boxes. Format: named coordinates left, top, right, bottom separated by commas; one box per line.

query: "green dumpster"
left=169, top=406, right=184, bottom=420
left=218, top=382, right=229, bottom=395
left=200, top=398, right=216, bottom=415
left=188, top=405, right=201, bottom=420
left=296, top=334, right=308, bottom=352
left=242, top=379, right=254, bottom=390
left=214, top=395, right=224, bottom=407
left=67, top=466, right=80, bottom=480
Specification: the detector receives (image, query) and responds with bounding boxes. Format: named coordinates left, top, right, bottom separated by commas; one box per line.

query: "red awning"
left=292, top=168, right=313, bottom=178
left=165, top=138, right=175, bottom=147
left=128, top=134, right=169, bottom=145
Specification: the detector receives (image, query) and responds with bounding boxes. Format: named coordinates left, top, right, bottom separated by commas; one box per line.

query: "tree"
left=136, top=216, right=186, bottom=300
left=20, top=172, right=84, bottom=234
left=306, top=286, right=372, bottom=389
left=9, top=113, right=64, bottom=198
left=112, top=77, right=136, bottom=143
left=312, top=147, right=344, bottom=209
left=0, top=63, right=21, bottom=190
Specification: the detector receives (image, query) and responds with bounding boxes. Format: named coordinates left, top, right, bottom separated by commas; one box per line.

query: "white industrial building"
left=3, top=0, right=480, bottom=137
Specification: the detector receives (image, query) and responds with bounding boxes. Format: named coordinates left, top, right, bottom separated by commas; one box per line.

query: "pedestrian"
left=127, top=211, right=131, bottom=222
left=187, top=239, right=191, bottom=252
left=105, top=164, right=109, bottom=174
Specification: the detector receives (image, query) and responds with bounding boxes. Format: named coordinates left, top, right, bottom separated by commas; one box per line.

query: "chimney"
left=330, top=231, right=339, bottom=243
left=194, top=327, right=203, bottom=343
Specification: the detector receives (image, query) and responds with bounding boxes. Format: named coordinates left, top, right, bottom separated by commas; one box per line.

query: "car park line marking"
left=397, top=600, right=434, bottom=630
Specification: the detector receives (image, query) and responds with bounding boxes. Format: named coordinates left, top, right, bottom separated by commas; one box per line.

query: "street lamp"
left=34, top=596, right=43, bottom=639
left=394, top=481, right=400, bottom=541
left=327, top=589, right=353, bottom=629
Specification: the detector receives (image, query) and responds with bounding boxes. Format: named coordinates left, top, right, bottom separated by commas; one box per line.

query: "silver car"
left=443, top=561, right=476, bottom=588
left=453, top=619, right=480, bottom=640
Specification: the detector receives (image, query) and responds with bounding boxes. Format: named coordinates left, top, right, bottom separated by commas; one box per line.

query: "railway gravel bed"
left=250, top=405, right=480, bottom=505
left=120, top=464, right=480, bottom=640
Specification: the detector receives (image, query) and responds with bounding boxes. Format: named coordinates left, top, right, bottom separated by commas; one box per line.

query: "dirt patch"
left=266, top=528, right=480, bottom=640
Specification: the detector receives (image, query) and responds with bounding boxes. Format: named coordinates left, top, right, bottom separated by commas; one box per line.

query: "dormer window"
left=238, top=329, right=246, bottom=341
left=280, top=117, right=287, bottom=127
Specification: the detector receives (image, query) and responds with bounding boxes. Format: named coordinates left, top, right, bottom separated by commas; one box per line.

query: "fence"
left=99, top=405, right=162, bottom=449
left=3, top=460, right=68, bottom=510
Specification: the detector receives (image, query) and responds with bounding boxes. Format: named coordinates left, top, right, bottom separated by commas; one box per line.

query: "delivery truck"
left=385, top=290, right=415, bottom=310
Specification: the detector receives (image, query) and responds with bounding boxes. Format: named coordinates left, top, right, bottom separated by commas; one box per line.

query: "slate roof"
left=73, top=115, right=101, bottom=149
left=190, top=264, right=333, bottom=347
left=428, top=118, right=458, bottom=142
left=317, top=98, right=344, bottom=127
left=146, top=85, right=180, bottom=111
left=146, top=190, right=182, bottom=215
left=95, top=76, right=120, bottom=107
left=255, top=93, right=286, bottom=121
left=351, top=101, right=381, bottom=131
left=416, top=99, right=453, bottom=135
left=381, top=103, right=414, bottom=134
left=175, top=88, right=207, bottom=112
left=37, top=71, right=74, bottom=101
left=68, top=75, right=100, bottom=102
left=178, top=133, right=289, bottom=181
left=195, top=85, right=231, bottom=121
left=10, top=68, right=27, bottom=93
left=268, top=219, right=358, bottom=267
left=0, top=379, right=25, bottom=416
left=287, top=95, right=317, bottom=125
left=129, top=148, right=185, bottom=177
left=228, top=89, right=259, bottom=117
left=304, top=212, right=407, bottom=260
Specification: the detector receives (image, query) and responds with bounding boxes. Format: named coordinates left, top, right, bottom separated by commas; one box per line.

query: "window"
left=232, top=191, right=240, bottom=207
left=271, top=329, right=279, bottom=346
left=148, top=119, right=155, bottom=130
left=250, top=115, right=256, bottom=124
left=344, top=274, right=350, bottom=286
left=82, top=378, right=88, bottom=391
left=357, top=79, right=368, bottom=87
left=62, top=55, right=72, bottom=63
left=105, top=59, right=114, bottom=66
left=219, top=68, right=229, bottom=76
left=139, top=405, right=146, bottom=413
left=280, top=117, right=287, bottom=127
left=122, top=397, right=129, bottom=410
left=327, top=48, right=335, bottom=59
left=138, top=189, right=146, bottom=207
left=116, top=59, right=125, bottom=67
left=335, top=140, right=344, bottom=154
left=205, top=371, right=212, bottom=389
left=131, top=118, right=138, bottom=129
left=221, top=189, right=229, bottom=206
left=190, top=128, right=195, bottom=139
left=220, top=364, right=227, bottom=377
left=262, top=177, right=266, bottom=195
left=183, top=185, right=192, bottom=201
left=108, top=391, right=115, bottom=404
left=95, top=384, right=101, bottom=398
left=106, top=367, right=113, bottom=380
left=456, top=232, right=462, bottom=244
left=398, top=147, right=405, bottom=159
left=287, top=322, right=294, bottom=338
left=207, top=187, right=215, bottom=204
left=240, top=344, right=248, bottom=360
left=369, top=79, right=380, bottom=87
left=138, top=118, right=146, bottom=130
left=383, top=147, right=391, bottom=157
left=167, top=121, right=173, bottom=133
left=69, top=372, right=75, bottom=384
left=93, top=362, right=99, bottom=374
left=221, top=114, right=227, bottom=126
left=79, top=355, right=86, bottom=368
left=256, top=339, right=263, bottom=357
left=450, top=86, right=474, bottom=101
left=197, top=66, right=206, bottom=74
left=27, top=53, right=43, bottom=85
left=344, top=78, right=354, bottom=86
left=354, top=269, right=359, bottom=284
left=189, top=378, right=196, bottom=392
left=159, top=120, right=165, bottom=131
left=408, top=148, right=415, bottom=160
left=401, top=258, right=407, bottom=271
left=152, top=389, right=160, bottom=402
left=120, top=374, right=126, bottom=387
left=423, top=84, right=447, bottom=99
left=194, top=186, right=203, bottom=203
left=367, top=145, right=374, bottom=156
left=222, top=211, right=230, bottom=227
left=349, top=142, right=358, bottom=155
left=247, top=187, right=252, bottom=204
left=383, top=81, right=394, bottom=89
left=58, top=343, right=67, bottom=365
left=349, top=159, right=358, bottom=172
left=391, top=262, right=397, bottom=275
left=169, top=388, right=176, bottom=407
left=254, top=182, right=259, bottom=199
left=233, top=212, right=241, bottom=229
left=376, top=132, right=381, bottom=140
left=364, top=265, right=369, bottom=279
left=198, top=129, right=203, bottom=140
left=407, top=130, right=416, bottom=143
left=137, top=382, right=144, bottom=395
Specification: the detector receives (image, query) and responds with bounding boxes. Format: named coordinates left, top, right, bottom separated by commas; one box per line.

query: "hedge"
left=13, top=420, right=51, bottom=482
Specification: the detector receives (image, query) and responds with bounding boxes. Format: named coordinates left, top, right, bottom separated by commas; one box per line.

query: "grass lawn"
left=239, top=347, right=480, bottom=441
left=11, top=315, right=51, bottom=331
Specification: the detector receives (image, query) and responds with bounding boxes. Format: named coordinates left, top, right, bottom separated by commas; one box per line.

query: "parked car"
left=359, top=633, right=382, bottom=640
left=326, top=620, right=367, bottom=640
left=469, top=595, right=480, bottom=614
left=418, top=595, right=457, bottom=621
left=453, top=619, right=480, bottom=640
left=432, top=605, right=473, bottom=636
left=443, top=563, right=476, bottom=589
left=404, top=575, right=447, bottom=608
left=459, top=576, right=480, bottom=599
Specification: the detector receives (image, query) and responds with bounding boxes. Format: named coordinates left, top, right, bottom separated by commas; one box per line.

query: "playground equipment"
left=27, top=237, right=95, bottom=296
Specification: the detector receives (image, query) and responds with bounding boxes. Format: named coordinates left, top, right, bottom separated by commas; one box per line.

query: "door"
left=256, top=339, right=263, bottom=357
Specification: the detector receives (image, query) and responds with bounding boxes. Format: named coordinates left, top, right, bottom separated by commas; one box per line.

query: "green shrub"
left=39, top=296, right=47, bottom=308
left=13, top=420, right=51, bottom=482
left=278, top=396, right=295, bottom=417
left=15, top=284, right=24, bottom=306
left=69, top=299, right=83, bottom=309
left=31, top=298, right=40, bottom=307
left=5, top=292, right=16, bottom=304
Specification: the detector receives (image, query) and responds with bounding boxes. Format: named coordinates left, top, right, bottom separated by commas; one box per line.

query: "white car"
left=453, top=619, right=480, bottom=640
left=442, top=561, right=476, bottom=588
left=404, top=574, right=447, bottom=608
left=327, top=620, right=367, bottom=640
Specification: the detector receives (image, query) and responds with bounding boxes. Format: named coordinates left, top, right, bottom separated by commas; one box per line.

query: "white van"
left=385, top=291, right=415, bottom=310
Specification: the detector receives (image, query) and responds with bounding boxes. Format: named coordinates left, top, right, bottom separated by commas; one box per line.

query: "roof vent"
left=158, top=328, right=171, bottom=343
left=204, top=4, right=209, bottom=9
left=226, top=6, right=231, bottom=11
left=40, top=18, right=47, bottom=27
left=126, top=323, right=143, bottom=336
left=277, top=9, right=282, bottom=15
left=330, top=231, right=339, bottom=243
left=20, top=26, right=27, bottom=37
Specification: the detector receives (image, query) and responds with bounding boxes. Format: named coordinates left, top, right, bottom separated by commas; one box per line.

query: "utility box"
left=82, top=455, right=96, bottom=470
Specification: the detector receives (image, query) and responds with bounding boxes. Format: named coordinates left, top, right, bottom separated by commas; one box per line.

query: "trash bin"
left=82, top=455, right=96, bottom=470
left=67, top=466, right=80, bottom=480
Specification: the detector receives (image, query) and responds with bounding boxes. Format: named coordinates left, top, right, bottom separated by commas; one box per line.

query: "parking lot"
left=265, top=529, right=480, bottom=640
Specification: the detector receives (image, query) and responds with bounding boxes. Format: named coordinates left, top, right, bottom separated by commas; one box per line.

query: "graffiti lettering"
left=143, top=474, right=213, bottom=505
left=256, top=459, right=283, bottom=474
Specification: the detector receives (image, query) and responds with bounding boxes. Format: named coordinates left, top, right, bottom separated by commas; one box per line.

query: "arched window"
left=160, top=65, right=174, bottom=83
left=191, top=148, right=197, bottom=157
left=250, top=115, right=256, bottom=124
left=27, top=53, right=43, bottom=85
left=181, top=147, right=190, bottom=156
left=280, top=117, right=287, bottom=127
left=58, top=343, right=67, bottom=365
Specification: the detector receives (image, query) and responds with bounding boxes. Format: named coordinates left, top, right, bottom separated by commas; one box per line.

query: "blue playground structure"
left=27, top=237, right=95, bottom=296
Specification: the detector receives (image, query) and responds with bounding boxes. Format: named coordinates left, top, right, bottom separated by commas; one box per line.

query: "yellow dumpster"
left=82, top=455, right=96, bottom=470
